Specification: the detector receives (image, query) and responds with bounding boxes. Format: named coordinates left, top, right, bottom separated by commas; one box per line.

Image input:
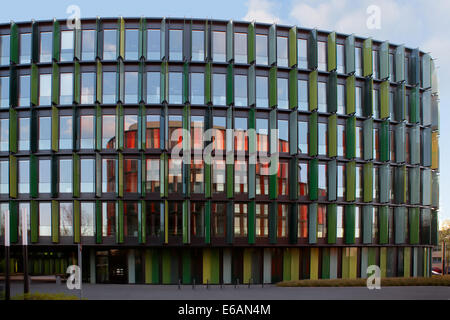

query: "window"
left=191, top=160, right=204, bottom=194
left=0, top=35, right=9, bottom=65
left=356, top=126, right=362, bottom=159
left=372, top=207, right=378, bottom=242
left=147, top=29, right=161, bottom=60
left=256, top=163, right=269, bottom=196
left=212, top=203, right=226, bottom=237
left=39, top=32, right=52, bottom=63
left=318, top=122, right=327, bottom=155
left=337, top=206, right=344, bottom=238
left=102, top=158, right=116, bottom=193
left=337, top=44, right=345, bottom=73
left=278, top=162, right=289, bottom=196
left=169, top=29, right=183, bottom=61
left=168, top=115, right=182, bottom=149
left=317, top=205, right=327, bottom=238
left=39, top=74, right=51, bottom=105
left=338, top=124, right=345, bottom=157
left=234, top=117, right=248, bottom=152
left=373, top=166, right=379, bottom=201
left=38, top=116, right=51, bottom=150
left=256, top=76, right=268, bottom=108
left=318, top=163, right=326, bottom=197
left=81, top=30, right=96, bottom=61
left=124, top=159, right=138, bottom=193
left=318, top=41, right=327, bottom=71
left=277, top=36, right=288, bottom=67
left=59, top=116, right=72, bottom=150
left=298, top=162, right=308, bottom=197
left=298, top=39, right=308, bottom=69
left=212, top=31, right=226, bottom=62
left=125, top=29, right=139, bottom=60
left=256, top=204, right=268, bottom=237
left=124, top=72, right=138, bottom=103
left=234, top=160, right=247, bottom=193
left=191, top=202, right=205, bottom=238
left=337, top=164, right=345, bottom=198
left=81, top=73, right=95, bottom=104
left=256, top=118, right=268, bottom=153
left=356, top=165, right=362, bottom=200
left=355, top=86, right=362, bottom=116
left=124, top=115, right=138, bottom=149
left=146, top=201, right=160, bottom=237
left=389, top=91, right=395, bottom=119
left=18, top=203, right=30, bottom=237
left=146, top=115, right=160, bottom=149
left=81, top=159, right=95, bottom=193
left=234, top=32, right=247, bottom=64
left=191, top=115, right=204, bottom=150
left=60, top=73, right=73, bottom=105
left=212, top=160, right=225, bottom=194
left=38, top=159, right=51, bottom=193
left=59, top=159, right=72, bottom=193
left=102, top=115, right=116, bottom=149
left=405, top=57, right=409, bottom=85
left=318, top=82, right=327, bottom=112
left=234, top=203, right=248, bottom=237
left=255, top=34, right=268, bottom=65
left=192, top=30, right=205, bottom=61
left=168, top=201, right=182, bottom=236
left=81, top=202, right=95, bottom=236
left=60, top=202, right=73, bottom=237
left=390, top=129, right=395, bottom=162
left=0, top=161, right=8, bottom=194
left=20, top=33, right=31, bottom=64
left=0, top=76, right=9, bottom=108
left=298, top=80, right=308, bottom=111
left=169, top=72, right=182, bottom=104
left=277, top=78, right=288, bottom=109
left=103, top=72, right=116, bottom=104
left=102, top=202, right=116, bottom=237
left=146, top=158, right=160, bottom=193
left=298, top=204, right=308, bottom=238
left=355, top=47, right=362, bottom=77
left=39, top=202, right=52, bottom=237
left=298, top=121, right=308, bottom=154
left=103, top=29, right=117, bottom=60
left=337, top=84, right=345, bottom=114
left=0, top=119, right=8, bottom=151
left=18, top=160, right=30, bottom=194
left=373, top=50, right=379, bottom=79
left=373, top=89, right=380, bottom=119
left=124, top=202, right=138, bottom=237
left=278, top=119, right=289, bottom=153
left=277, top=204, right=288, bottom=237
left=80, top=115, right=94, bottom=149
left=147, top=72, right=160, bottom=103
left=19, top=75, right=31, bottom=106
left=60, top=31, right=74, bottom=62
left=212, top=116, right=226, bottom=151
left=168, top=158, right=182, bottom=193
left=190, top=73, right=204, bottom=104
left=213, top=73, right=226, bottom=105
left=234, top=75, right=247, bottom=106
left=355, top=207, right=361, bottom=238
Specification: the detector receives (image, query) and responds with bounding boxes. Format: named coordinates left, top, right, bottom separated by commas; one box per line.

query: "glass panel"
left=234, top=203, right=248, bottom=237
left=338, top=124, right=345, bottom=157
left=278, top=162, right=289, bottom=196
left=39, top=74, right=51, bottom=105
left=103, top=29, right=117, bottom=60
left=59, top=115, right=73, bottom=150
left=20, top=33, right=31, bottom=64
left=124, top=202, right=139, bottom=237
left=277, top=204, right=288, bottom=237
left=356, top=126, right=362, bottom=159
left=355, top=47, right=362, bottom=77
left=147, top=71, right=160, bottom=103
left=60, top=73, right=73, bottom=105
left=124, top=159, right=138, bottom=193
left=60, top=30, right=74, bottom=62
left=337, top=84, right=345, bottom=114
left=356, top=166, right=362, bottom=200
left=298, top=38, right=308, bottom=69
left=81, top=73, right=95, bottom=104
left=234, top=32, right=247, bottom=64
left=169, top=72, right=182, bottom=104
left=191, top=115, right=204, bottom=150
left=168, top=202, right=182, bottom=236
left=318, top=122, right=327, bottom=155
left=212, top=203, right=226, bottom=237
left=337, top=165, right=345, bottom=198
left=191, top=30, right=204, bottom=61
left=298, top=162, right=308, bottom=197
left=256, top=118, right=268, bottom=153
left=0, top=76, right=9, bottom=108
left=255, top=34, right=267, bottom=65
left=298, top=204, right=308, bottom=238
left=102, top=202, right=116, bottom=237
left=317, top=205, right=327, bottom=238
left=19, top=75, right=30, bottom=106
left=18, top=160, right=30, bottom=194
left=212, top=31, right=226, bottom=62
left=81, top=202, right=95, bottom=236
left=19, top=118, right=30, bottom=151
left=337, top=44, right=345, bottom=74
left=146, top=201, right=160, bottom=237
left=59, top=159, right=72, bottom=193
left=256, top=162, right=269, bottom=196
left=0, top=119, right=7, bottom=152
left=81, top=159, right=95, bottom=193
left=0, top=35, right=10, bottom=65
left=213, top=73, right=226, bottom=105
left=277, top=36, right=288, bottom=67
left=234, top=160, right=247, bottom=193
left=103, top=72, right=116, bottom=104
left=80, top=115, right=94, bottom=149
left=102, top=115, right=116, bottom=149
left=168, top=158, right=182, bottom=193
left=256, top=76, right=268, bottom=108
left=298, top=79, right=308, bottom=111
left=278, top=119, right=289, bottom=153
left=355, top=86, right=362, bottom=116
left=125, top=29, right=139, bottom=60
left=60, top=202, right=73, bottom=237
left=212, top=160, right=225, bottom=194
left=213, top=116, right=226, bottom=152
left=39, top=117, right=51, bottom=150
left=190, top=159, right=204, bottom=194
left=40, top=32, right=52, bottom=63
left=234, top=117, right=247, bottom=152
left=373, top=50, right=379, bottom=79
left=102, top=159, right=116, bottom=193
left=190, top=73, right=204, bottom=104
left=18, top=202, right=30, bottom=238
left=318, top=82, right=327, bottom=112
left=146, top=115, right=160, bottom=149
left=0, top=161, right=8, bottom=194
left=145, top=158, right=160, bottom=193
left=124, top=72, right=138, bottom=103
left=38, top=159, right=51, bottom=193
left=337, top=206, right=344, bottom=238
left=191, top=202, right=204, bottom=237
left=168, top=115, right=182, bottom=149
left=234, top=75, right=247, bottom=106
left=318, top=41, right=327, bottom=71
left=124, top=114, right=138, bottom=149
left=81, top=30, right=96, bottom=61
left=39, top=202, right=52, bottom=236
left=298, top=121, right=308, bottom=154
left=277, top=78, right=288, bottom=109
left=169, top=29, right=183, bottom=61
left=147, top=29, right=160, bottom=60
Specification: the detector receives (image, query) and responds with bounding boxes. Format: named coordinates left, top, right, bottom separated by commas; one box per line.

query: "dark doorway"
left=109, top=249, right=128, bottom=283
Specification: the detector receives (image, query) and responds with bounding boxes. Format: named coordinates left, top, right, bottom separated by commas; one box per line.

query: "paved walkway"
left=5, top=282, right=450, bottom=300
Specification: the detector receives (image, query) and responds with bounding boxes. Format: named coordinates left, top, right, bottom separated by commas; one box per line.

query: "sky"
left=1, top=0, right=448, bottom=226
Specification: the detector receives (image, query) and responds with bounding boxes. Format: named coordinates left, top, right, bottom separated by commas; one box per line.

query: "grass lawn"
left=277, top=275, right=450, bottom=287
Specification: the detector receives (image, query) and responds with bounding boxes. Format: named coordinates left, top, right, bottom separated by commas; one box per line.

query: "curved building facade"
left=0, top=17, right=440, bottom=284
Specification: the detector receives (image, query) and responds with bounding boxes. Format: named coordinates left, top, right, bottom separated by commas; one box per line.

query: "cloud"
left=242, top=0, right=280, bottom=24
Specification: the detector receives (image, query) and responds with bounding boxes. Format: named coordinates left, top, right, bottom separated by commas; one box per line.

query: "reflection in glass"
left=255, top=34, right=267, bottom=65
left=125, top=29, right=139, bottom=60
left=337, top=84, right=345, bottom=114
left=278, top=162, right=288, bottom=196
left=277, top=36, right=288, bottom=67
left=298, top=39, right=308, bottom=69
left=234, top=75, right=247, bottom=106
left=40, top=32, right=52, bottom=63
left=60, top=73, right=73, bottom=105
left=0, top=35, right=10, bottom=65
left=60, top=202, right=73, bottom=236
left=19, top=160, right=30, bottom=194
left=169, top=29, right=183, bottom=61
left=168, top=159, right=182, bottom=193
left=102, top=202, right=116, bottom=237
left=19, top=75, right=31, bottom=106
left=168, top=202, right=182, bottom=236
left=191, top=116, right=204, bottom=150
left=256, top=204, right=268, bottom=237
left=81, top=73, right=95, bottom=104
left=0, top=119, right=8, bottom=151
left=81, top=159, right=95, bottom=193
left=234, top=117, right=247, bottom=152
left=80, top=115, right=94, bottom=149
left=234, top=32, right=247, bottom=64
left=59, top=116, right=72, bottom=150
left=298, top=205, right=308, bottom=238
left=191, top=160, right=204, bottom=194
left=147, top=72, right=160, bottom=103
left=213, top=73, right=226, bottom=105
left=191, top=202, right=205, bottom=237
left=317, top=205, right=327, bottom=238
left=298, top=79, right=308, bottom=111
left=39, top=202, right=51, bottom=237
left=60, top=31, right=74, bottom=62
left=146, top=115, right=160, bottom=149
left=298, top=162, right=308, bottom=197
left=337, top=44, right=345, bottom=74
left=318, top=82, right=327, bottom=112
left=355, top=86, right=362, bottom=116
left=234, top=203, right=247, bottom=237
left=39, top=160, right=51, bottom=193
left=212, top=31, right=226, bottom=62
left=277, top=78, right=288, bottom=109
left=212, top=203, right=226, bottom=237
left=20, top=33, right=31, bottom=64
left=298, top=121, right=308, bottom=154
left=278, top=119, right=289, bottom=153
left=103, top=29, right=117, bottom=60
left=103, top=72, right=116, bottom=104
left=59, top=159, right=72, bottom=193
left=169, top=72, right=182, bottom=104
left=318, top=163, right=326, bottom=197
left=18, top=202, right=30, bottom=237
left=168, top=115, right=182, bottom=149
left=0, top=76, right=9, bottom=108
left=102, top=159, right=116, bottom=193
left=0, top=161, right=8, bottom=194
left=318, top=41, right=327, bottom=71
left=277, top=204, right=288, bottom=237
left=81, top=202, right=95, bottom=236
left=146, top=201, right=160, bottom=237
left=212, top=160, right=225, bottom=193
left=124, top=115, right=138, bottom=149
left=125, top=72, right=138, bottom=103
left=124, top=202, right=138, bottom=237
left=355, top=47, right=362, bottom=76
left=147, top=29, right=161, bottom=60
left=212, top=116, right=226, bottom=151
left=318, top=122, right=327, bottom=155
left=256, top=76, right=268, bottom=108
left=38, top=117, right=51, bottom=150
left=102, top=115, right=116, bottom=149
left=146, top=159, right=160, bottom=193
left=234, top=160, right=247, bottom=193
left=338, top=124, right=345, bottom=157
left=190, top=73, right=204, bottom=104
left=124, top=159, right=138, bottom=193
left=81, top=30, right=96, bottom=61
left=39, top=74, right=51, bottom=105
left=191, top=30, right=204, bottom=61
